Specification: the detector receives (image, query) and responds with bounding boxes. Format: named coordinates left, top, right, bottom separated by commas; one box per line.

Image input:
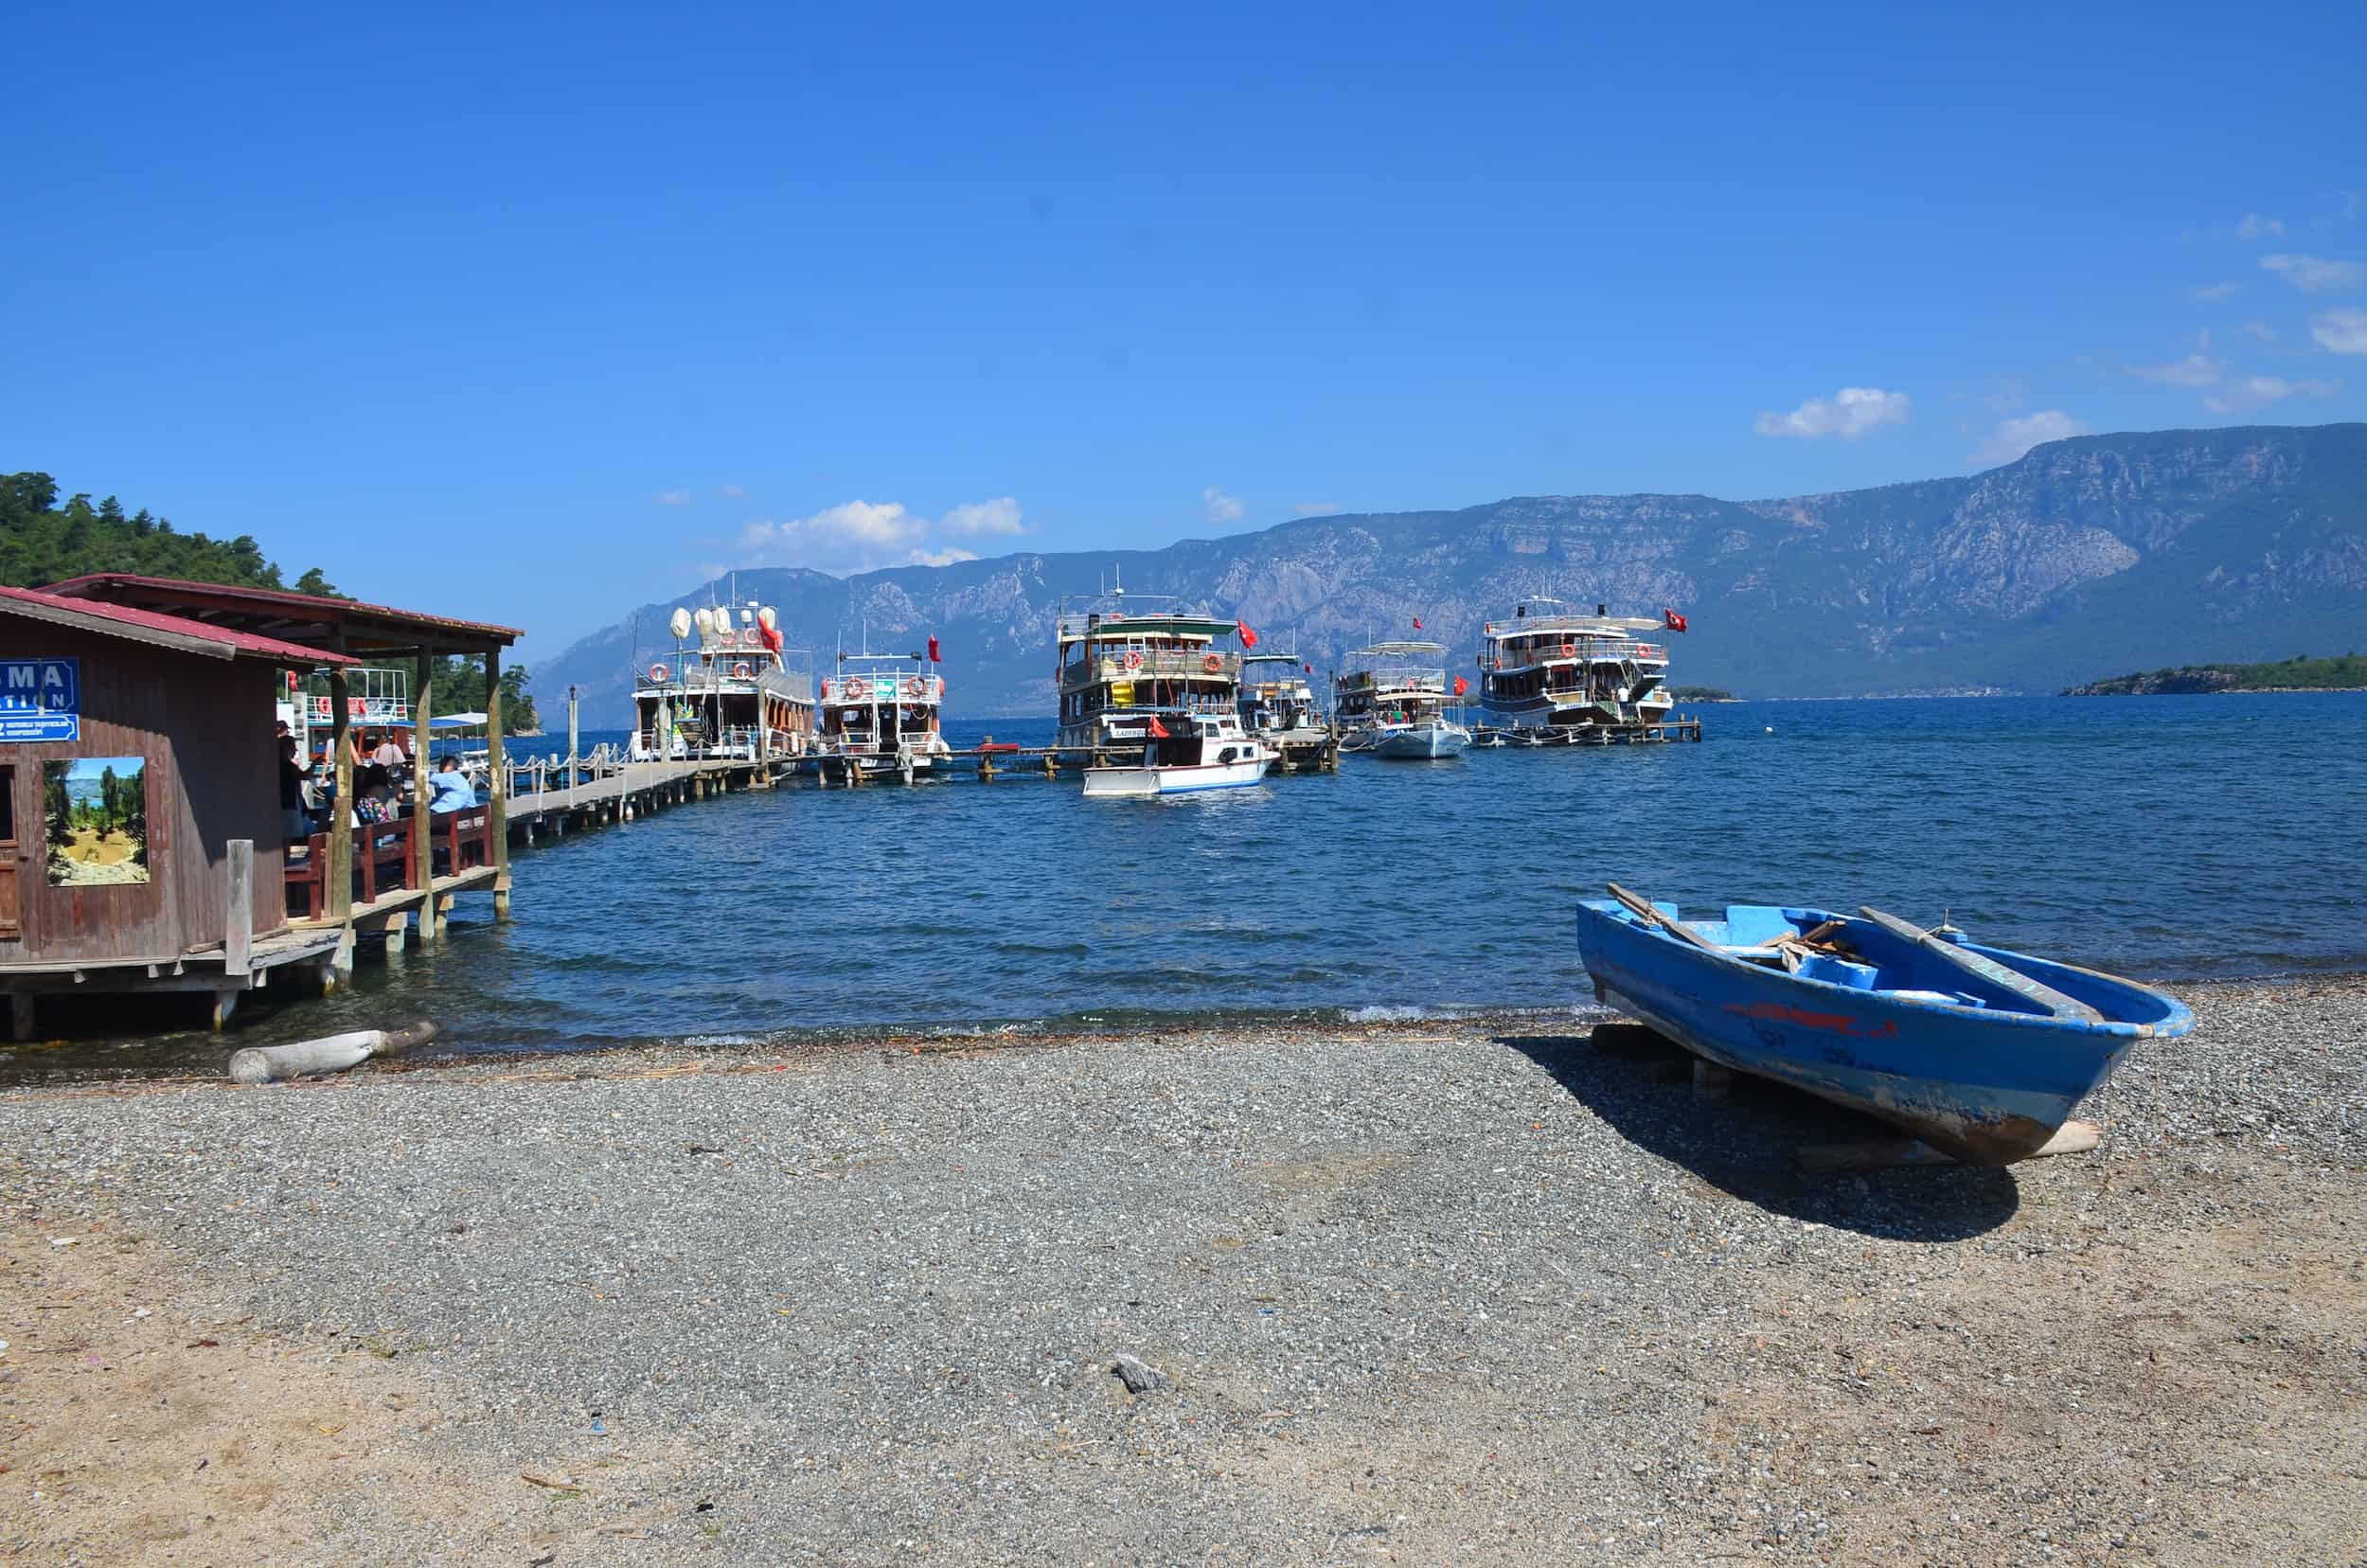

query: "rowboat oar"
left=1858, top=906, right=2101, bottom=1024
left=1605, top=883, right=1729, bottom=955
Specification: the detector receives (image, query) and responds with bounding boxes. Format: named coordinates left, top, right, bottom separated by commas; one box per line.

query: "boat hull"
left=1574, top=901, right=2192, bottom=1165
left=1368, top=721, right=1470, bottom=759
left=1081, top=756, right=1272, bottom=796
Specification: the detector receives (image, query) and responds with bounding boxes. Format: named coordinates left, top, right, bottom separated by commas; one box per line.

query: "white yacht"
left=1080, top=712, right=1275, bottom=797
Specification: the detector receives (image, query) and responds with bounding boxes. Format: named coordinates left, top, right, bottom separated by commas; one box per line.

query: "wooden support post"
left=328, top=666, right=354, bottom=923
left=9, top=992, right=33, bottom=1043
left=413, top=650, right=437, bottom=946
left=223, top=839, right=253, bottom=978
left=486, top=645, right=510, bottom=921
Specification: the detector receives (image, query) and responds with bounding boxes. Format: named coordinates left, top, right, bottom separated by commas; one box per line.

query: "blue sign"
left=0, top=657, right=80, bottom=742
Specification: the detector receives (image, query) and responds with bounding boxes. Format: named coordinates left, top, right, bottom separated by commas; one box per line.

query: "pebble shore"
left=5, top=976, right=2362, bottom=1565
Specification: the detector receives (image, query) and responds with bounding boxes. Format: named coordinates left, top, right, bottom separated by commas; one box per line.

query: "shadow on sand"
left=1500, top=1025, right=2020, bottom=1242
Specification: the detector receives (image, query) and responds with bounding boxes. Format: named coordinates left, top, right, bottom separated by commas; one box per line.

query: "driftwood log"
left=227, top=1022, right=438, bottom=1084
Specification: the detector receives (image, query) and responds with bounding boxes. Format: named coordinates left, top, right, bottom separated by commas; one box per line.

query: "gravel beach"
left=3, top=977, right=2362, bottom=1566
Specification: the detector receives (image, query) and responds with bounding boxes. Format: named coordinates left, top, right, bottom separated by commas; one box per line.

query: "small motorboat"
left=1368, top=717, right=1472, bottom=759
left=1574, top=885, right=2194, bottom=1165
left=1081, top=713, right=1274, bottom=797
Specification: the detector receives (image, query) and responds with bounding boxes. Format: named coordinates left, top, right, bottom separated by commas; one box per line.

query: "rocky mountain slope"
left=537, top=423, right=2367, bottom=722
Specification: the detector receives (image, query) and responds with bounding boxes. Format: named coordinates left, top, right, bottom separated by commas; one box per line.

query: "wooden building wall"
left=0, top=624, right=289, bottom=966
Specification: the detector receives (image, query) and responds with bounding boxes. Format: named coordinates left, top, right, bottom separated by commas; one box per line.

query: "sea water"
left=27, top=693, right=2367, bottom=1067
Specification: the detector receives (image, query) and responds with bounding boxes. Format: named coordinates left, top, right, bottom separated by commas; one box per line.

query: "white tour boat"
left=810, top=643, right=952, bottom=782
left=632, top=600, right=815, bottom=762
left=1080, top=712, right=1275, bottom=797
left=1335, top=642, right=1471, bottom=759
left=1054, top=583, right=1246, bottom=764
left=1475, top=599, right=1674, bottom=739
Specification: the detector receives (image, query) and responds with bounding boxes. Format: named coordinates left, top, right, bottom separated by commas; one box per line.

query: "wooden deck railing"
left=284, top=808, right=495, bottom=920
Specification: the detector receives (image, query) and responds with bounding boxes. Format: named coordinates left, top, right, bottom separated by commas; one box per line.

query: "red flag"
left=1303, top=662, right=1312, bottom=675
left=1146, top=716, right=1170, bottom=739
left=1413, top=616, right=1423, bottom=632
left=758, top=622, right=784, bottom=654
left=1452, top=675, right=1468, bottom=696
left=1663, top=608, right=1688, bottom=633
left=927, top=634, right=941, bottom=662
left=1236, top=620, right=1258, bottom=649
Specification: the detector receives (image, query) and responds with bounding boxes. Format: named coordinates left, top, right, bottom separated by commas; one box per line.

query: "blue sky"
left=9, top=1, right=2364, bottom=656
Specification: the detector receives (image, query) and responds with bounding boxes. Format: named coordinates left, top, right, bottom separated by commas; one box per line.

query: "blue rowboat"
left=1574, top=888, right=2194, bottom=1165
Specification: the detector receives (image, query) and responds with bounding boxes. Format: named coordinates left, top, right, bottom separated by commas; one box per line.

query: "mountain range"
left=535, top=423, right=2367, bottom=724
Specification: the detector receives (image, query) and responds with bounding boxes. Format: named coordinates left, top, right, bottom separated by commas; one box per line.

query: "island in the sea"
left=1668, top=685, right=1738, bottom=703
left=2065, top=653, right=2367, bottom=695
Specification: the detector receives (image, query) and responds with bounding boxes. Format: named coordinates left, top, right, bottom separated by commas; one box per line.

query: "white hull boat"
left=1081, top=713, right=1274, bottom=797
left=1369, top=719, right=1470, bottom=759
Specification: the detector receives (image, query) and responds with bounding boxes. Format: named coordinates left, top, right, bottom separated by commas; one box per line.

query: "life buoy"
left=904, top=676, right=925, bottom=698
left=743, top=629, right=762, bottom=648
left=1559, top=642, right=1576, bottom=658
left=846, top=677, right=869, bottom=699
left=733, top=661, right=753, bottom=678
left=649, top=663, right=668, bottom=683
left=1124, top=650, right=1144, bottom=669
left=1201, top=653, right=1221, bottom=673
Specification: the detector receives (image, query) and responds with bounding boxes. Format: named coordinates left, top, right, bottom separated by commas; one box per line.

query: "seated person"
left=427, top=756, right=476, bottom=814
left=353, top=763, right=397, bottom=825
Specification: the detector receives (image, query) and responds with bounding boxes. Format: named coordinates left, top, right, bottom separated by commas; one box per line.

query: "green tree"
left=98, top=765, right=119, bottom=835
left=294, top=566, right=341, bottom=597
left=43, top=766, right=71, bottom=880
left=0, top=470, right=297, bottom=590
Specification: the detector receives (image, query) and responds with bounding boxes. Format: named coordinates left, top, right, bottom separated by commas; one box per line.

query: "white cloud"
left=941, top=497, right=1025, bottom=536
left=2242, top=320, right=2278, bottom=343
left=1292, top=500, right=1343, bottom=518
left=1971, top=410, right=2091, bottom=467
left=1753, top=386, right=1911, bottom=440
left=2312, top=307, right=2367, bottom=355
left=2191, top=281, right=2241, bottom=302
left=654, top=489, right=692, bottom=507
left=2127, top=353, right=2223, bottom=387
left=2201, top=375, right=2341, bottom=414
left=2261, top=253, right=2365, bottom=293
left=733, top=496, right=1021, bottom=575
left=717, top=484, right=747, bottom=501
left=2236, top=213, right=2285, bottom=240
left=1201, top=486, right=1245, bottom=524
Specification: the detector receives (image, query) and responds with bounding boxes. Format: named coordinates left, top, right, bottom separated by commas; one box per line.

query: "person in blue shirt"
left=426, top=756, right=477, bottom=814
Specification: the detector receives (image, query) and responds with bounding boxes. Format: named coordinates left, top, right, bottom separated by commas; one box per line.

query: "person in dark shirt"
left=280, top=736, right=311, bottom=842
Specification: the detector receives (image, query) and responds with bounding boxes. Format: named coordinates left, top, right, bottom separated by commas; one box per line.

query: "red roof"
left=0, top=584, right=360, bottom=668
left=42, top=573, right=519, bottom=651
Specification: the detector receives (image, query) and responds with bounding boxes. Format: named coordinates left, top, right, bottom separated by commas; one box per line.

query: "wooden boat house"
left=0, top=575, right=520, bottom=1040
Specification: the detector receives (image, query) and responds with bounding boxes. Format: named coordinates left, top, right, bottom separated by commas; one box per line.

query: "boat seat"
left=1798, top=953, right=1878, bottom=989
left=1722, top=905, right=1797, bottom=948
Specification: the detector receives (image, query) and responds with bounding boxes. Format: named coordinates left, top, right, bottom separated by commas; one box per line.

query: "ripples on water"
left=27, top=693, right=2367, bottom=1068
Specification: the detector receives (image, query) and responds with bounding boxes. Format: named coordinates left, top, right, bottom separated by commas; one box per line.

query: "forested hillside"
left=0, top=471, right=333, bottom=593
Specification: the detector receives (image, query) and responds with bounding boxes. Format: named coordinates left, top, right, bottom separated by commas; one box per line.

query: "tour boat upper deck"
left=815, top=648, right=951, bottom=778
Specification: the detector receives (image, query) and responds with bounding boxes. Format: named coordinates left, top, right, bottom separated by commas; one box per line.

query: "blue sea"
left=25, top=693, right=2367, bottom=1068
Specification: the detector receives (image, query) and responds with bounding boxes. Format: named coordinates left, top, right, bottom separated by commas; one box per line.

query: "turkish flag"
left=758, top=622, right=784, bottom=654
left=1147, top=716, right=1170, bottom=739
left=1452, top=675, right=1468, bottom=696
left=1303, top=663, right=1312, bottom=674
left=1414, top=616, right=1423, bottom=631
left=1663, top=608, right=1689, bottom=633
left=1236, top=620, right=1258, bottom=649
left=927, top=634, right=941, bottom=662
